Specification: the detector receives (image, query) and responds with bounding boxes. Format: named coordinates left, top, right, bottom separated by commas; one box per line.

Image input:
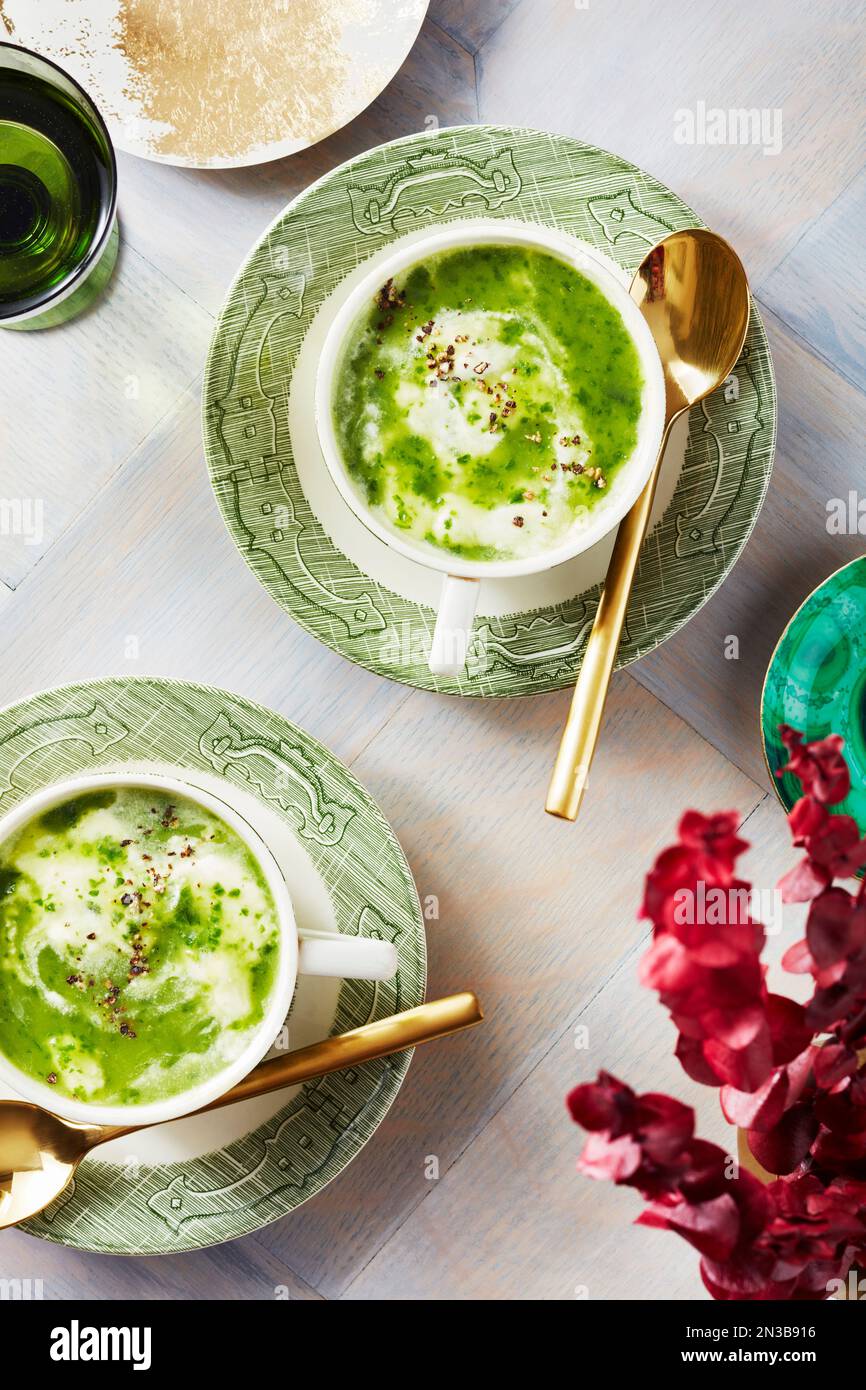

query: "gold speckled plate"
left=0, top=0, right=430, bottom=168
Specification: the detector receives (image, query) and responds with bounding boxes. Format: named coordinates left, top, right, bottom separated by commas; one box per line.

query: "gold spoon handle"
left=545, top=418, right=677, bottom=822
left=206, top=991, right=483, bottom=1110
left=102, top=992, right=483, bottom=1141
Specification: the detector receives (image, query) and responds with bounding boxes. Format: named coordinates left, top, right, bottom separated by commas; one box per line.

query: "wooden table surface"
left=1, top=0, right=864, bottom=1301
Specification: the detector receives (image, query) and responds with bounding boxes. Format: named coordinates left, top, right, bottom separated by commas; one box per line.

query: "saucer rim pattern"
left=203, top=122, right=777, bottom=697
left=0, top=676, right=426, bottom=1254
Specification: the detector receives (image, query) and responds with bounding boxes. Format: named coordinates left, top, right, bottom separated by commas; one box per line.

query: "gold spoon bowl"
left=0, top=991, right=483, bottom=1229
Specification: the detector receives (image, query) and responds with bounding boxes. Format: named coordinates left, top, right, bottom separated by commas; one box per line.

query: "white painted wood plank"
left=430, top=0, right=525, bottom=54
left=0, top=386, right=413, bottom=762
left=1, top=1226, right=322, bottom=1301
left=631, top=305, right=866, bottom=787
left=253, top=678, right=763, bottom=1294
left=761, top=168, right=866, bottom=395
left=345, top=959, right=717, bottom=1300
left=341, top=791, right=811, bottom=1300
left=0, top=0, right=860, bottom=1302
left=0, top=238, right=213, bottom=589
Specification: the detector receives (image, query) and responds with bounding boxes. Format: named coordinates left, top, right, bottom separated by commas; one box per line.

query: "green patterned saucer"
left=203, top=124, right=776, bottom=696
left=763, top=556, right=866, bottom=831
left=0, top=678, right=425, bottom=1254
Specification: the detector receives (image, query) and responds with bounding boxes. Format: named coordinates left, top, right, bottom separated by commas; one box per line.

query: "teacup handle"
left=428, top=574, right=480, bottom=677
left=297, top=928, right=397, bottom=981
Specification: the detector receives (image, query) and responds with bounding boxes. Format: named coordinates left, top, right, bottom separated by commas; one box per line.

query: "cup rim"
left=314, top=217, right=666, bottom=581
left=0, top=771, right=297, bottom=1127
left=0, top=41, right=119, bottom=325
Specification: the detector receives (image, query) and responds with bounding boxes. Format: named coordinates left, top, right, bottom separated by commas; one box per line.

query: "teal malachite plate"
left=203, top=123, right=777, bottom=697
left=0, top=678, right=426, bottom=1254
left=763, top=557, right=866, bottom=828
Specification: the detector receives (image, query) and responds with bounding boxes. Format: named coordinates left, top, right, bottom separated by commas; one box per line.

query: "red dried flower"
left=568, top=1072, right=866, bottom=1299
left=569, top=729, right=866, bottom=1299
left=806, top=887, right=866, bottom=969
left=778, top=726, right=850, bottom=805
left=678, top=810, right=750, bottom=872
left=638, top=807, right=771, bottom=1094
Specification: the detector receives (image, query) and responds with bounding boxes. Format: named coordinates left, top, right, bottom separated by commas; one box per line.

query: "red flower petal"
left=566, top=1072, right=635, bottom=1133
left=577, top=1131, right=642, bottom=1182
left=678, top=1140, right=733, bottom=1202
left=806, top=888, right=862, bottom=968
left=784, top=1045, right=819, bottom=1107
left=569, top=732, right=866, bottom=1300
left=787, top=795, right=830, bottom=845
left=704, top=1024, right=774, bottom=1093
left=678, top=810, right=748, bottom=870
left=721, top=1068, right=788, bottom=1129
left=813, top=1043, right=859, bottom=1090
left=778, top=856, right=830, bottom=903
left=700, top=1259, right=796, bottom=1301
left=702, top=1004, right=766, bottom=1052
left=638, top=1192, right=740, bottom=1262
left=766, top=994, right=813, bottom=1066
left=675, top=1034, right=720, bottom=1087
left=804, top=815, right=866, bottom=876
left=779, top=727, right=850, bottom=804
left=782, top=938, right=816, bottom=974
left=746, top=1102, right=818, bottom=1175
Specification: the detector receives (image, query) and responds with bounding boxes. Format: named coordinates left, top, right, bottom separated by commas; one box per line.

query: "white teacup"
left=315, top=219, right=666, bottom=677
left=0, top=772, right=397, bottom=1126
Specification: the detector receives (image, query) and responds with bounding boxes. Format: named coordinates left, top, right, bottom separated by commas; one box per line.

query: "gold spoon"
left=0, top=990, right=483, bottom=1229
left=546, top=229, right=750, bottom=821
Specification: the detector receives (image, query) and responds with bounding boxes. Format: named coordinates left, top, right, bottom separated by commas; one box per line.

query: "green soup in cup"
left=333, top=242, right=646, bottom=563
left=315, top=221, right=665, bottom=677
left=0, top=773, right=397, bottom=1125
left=0, top=785, right=281, bottom=1108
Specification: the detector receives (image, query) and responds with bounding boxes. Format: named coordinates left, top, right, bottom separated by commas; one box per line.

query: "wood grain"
left=429, top=0, right=524, bottom=54
left=761, top=168, right=866, bottom=395
left=252, top=678, right=762, bottom=1294
left=1, top=1225, right=322, bottom=1301
left=339, top=793, right=806, bottom=1301
left=631, top=302, right=866, bottom=788
left=0, top=239, right=212, bottom=589
left=476, top=0, right=866, bottom=287
left=0, top=386, right=414, bottom=764
left=345, top=957, right=718, bottom=1300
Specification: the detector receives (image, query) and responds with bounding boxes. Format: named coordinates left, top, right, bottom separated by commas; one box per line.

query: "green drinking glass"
left=0, top=41, right=118, bottom=330
left=762, top=555, right=866, bottom=836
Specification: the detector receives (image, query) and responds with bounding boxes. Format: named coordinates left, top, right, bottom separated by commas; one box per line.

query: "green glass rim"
left=0, top=39, right=118, bottom=323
